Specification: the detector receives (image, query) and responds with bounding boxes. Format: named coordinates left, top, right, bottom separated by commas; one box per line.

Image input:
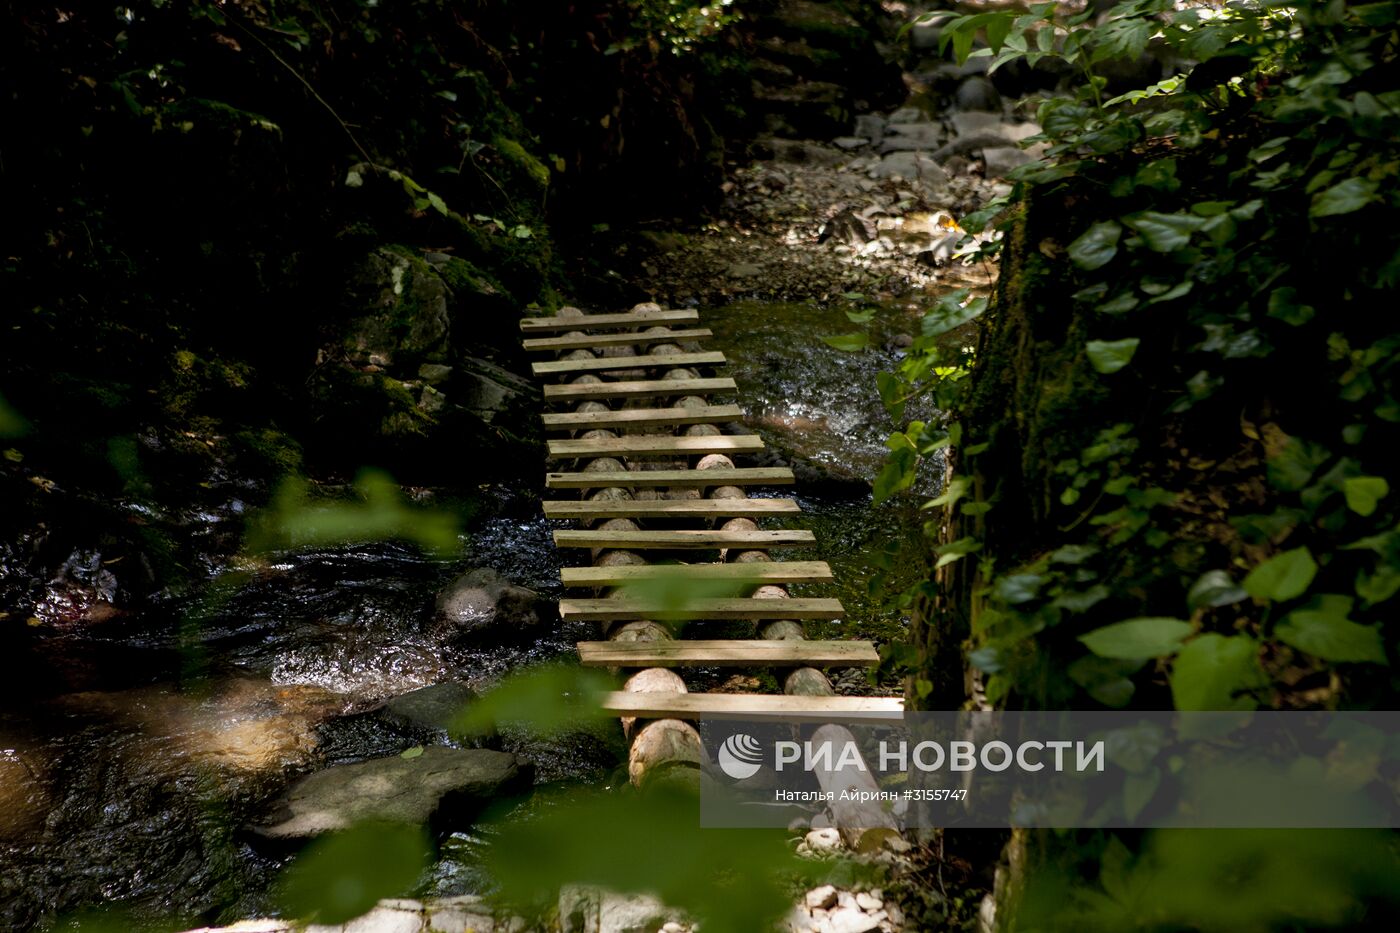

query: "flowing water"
left=0, top=299, right=933, bottom=930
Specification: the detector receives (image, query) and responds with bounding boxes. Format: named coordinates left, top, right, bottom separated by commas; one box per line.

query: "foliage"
left=244, top=469, right=460, bottom=556
left=276, top=822, right=432, bottom=925
left=878, top=0, right=1400, bottom=715
left=1020, top=829, right=1400, bottom=931
left=481, top=782, right=854, bottom=933
left=867, top=2, right=1400, bottom=923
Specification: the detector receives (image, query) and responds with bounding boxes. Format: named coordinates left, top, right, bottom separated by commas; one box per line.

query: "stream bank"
left=0, top=2, right=1056, bottom=930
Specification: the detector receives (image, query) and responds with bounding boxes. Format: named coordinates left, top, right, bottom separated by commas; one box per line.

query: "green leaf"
left=820, top=333, right=869, bottom=351
left=1079, top=618, right=1194, bottom=660
left=844, top=308, right=875, bottom=324
left=876, top=371, right=905, bottom=422
left=1267, top=287, right=1316, bottom=326
left=278, top=823, right=431, bottom=924
left=1187, top=570, right=1248, bottom=611
left=994, top=573, right=1045, bottom=605
left=921, top=294, right=986, bottom=338
left=1067, top=655, right=1140, bottom=707
left=399, top=745, right=424, bottom=759
left=1243, top=547, right=1318, bottom=602
left=1170, top=634, right=1264, bottom=711
left=1123, top=211, right=1205, bottom=252
left=1068, top=221, right=1122, bottom=270
left=1342, top=476, right=1389, bottom=516
left=1086, top=338, right=1140, bottom=374
left=1275, top=595, right=1387, bottom=664
left=934, top=536, right=982, bottom=569
left=1356, top=565, right=1400, bottom=607
left=872, top=449, right=917, bottom=504
left=1310, top=177, right=1379, bottom=218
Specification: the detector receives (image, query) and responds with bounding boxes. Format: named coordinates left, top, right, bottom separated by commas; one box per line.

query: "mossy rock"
left=231, top=427, right=304, bottom=479
left=340, top=246, right=452, bottom=371
left=491, top=134, right=550, bottom=193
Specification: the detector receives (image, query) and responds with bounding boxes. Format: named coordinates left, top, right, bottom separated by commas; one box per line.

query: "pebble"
left=855, top=892, right=883, bottom=911
left=833, top=136, right=869, bottom=150
left=805, top=827, right=843, bottom=852
left=806, top=885, right=839, bottom=910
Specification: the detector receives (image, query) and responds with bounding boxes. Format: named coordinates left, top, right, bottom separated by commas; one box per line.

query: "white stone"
left=307, top=904, right=425, bottom=933
left=806, top=885, right=839, bottom=910
left=826, top=907, right=881, bottom=933
left=805, top=827, right=843, bottom=852
left=855, top=893, right=883, bottom=912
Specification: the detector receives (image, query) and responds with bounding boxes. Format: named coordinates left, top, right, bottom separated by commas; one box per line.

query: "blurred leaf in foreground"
left=1021, top=828, right=1400, bottom=931
left=612, top=564, right=768, bottom=624
left=245, top=469, right=459, bottom=556
left=452, top=663, right=614, bottom=738
left=484, top=783, right=850, bottom=932
left=0, top=392, right=29, bottom=438
left=277, top=821, right=432, bottom=925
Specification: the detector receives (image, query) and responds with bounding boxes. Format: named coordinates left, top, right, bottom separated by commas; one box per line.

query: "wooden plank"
left=559, top=597, right=844, bottom=622
left=547, top=435, right=763, bottom=460
left=547, top=467, right=794, bottom=489
left=533, top=352, right=726, bottom=377
left=553, top=529, right=816, bottom=549
left=544, top=498, right=798, bottom=519
left=599, top=691, right=905, bottom=723
left=520, top=310, right=699, bottom=333
left=562, top=561, right=832, bottom=587
left=543, top=378, right=736, bottom=402
left=541, top=404, right=742, bottom=431
left=578, top=639, right=879, bottom=667
left=523, top=328, right=712, bottom=351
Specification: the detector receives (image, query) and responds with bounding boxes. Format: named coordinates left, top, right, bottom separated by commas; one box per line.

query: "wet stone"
left=381, top=682, right=476, bottom=735
left=252, top=746, right=530, bottom=841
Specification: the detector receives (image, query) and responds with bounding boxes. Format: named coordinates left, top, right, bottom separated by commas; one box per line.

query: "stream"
left=0, top=299, right=932, bottom=930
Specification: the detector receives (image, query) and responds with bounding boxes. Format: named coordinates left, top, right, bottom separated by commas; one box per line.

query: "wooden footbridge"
left=521, top=304, right=905, bottom=803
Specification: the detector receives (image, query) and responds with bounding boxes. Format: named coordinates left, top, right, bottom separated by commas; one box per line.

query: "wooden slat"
left=599, top=691, right=905, bottom=723
left=578, top=639, right=879, bottom=667
left=520, top=310, right=699, bottom=333
left=547, top=435, right=763, bottom=460
left=547, top=467, right=794, bottom=489
left=523, top=328, right=712, bottom=351
left=553, top=529, right=816, bottom=549
left=559, top=597, right=844, bottom=621
left=562, top=560, right=832, bottom=587
left=541, top=404, right=742, bottom=430
left=544, top=498, right=798, bottom=519
left=543, top=378, right=736, bottom=402
left=533, top=352, right=726, bottom=376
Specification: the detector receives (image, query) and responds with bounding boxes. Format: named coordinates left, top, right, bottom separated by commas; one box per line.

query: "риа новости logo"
left=717, top=733, right=763, bottom=780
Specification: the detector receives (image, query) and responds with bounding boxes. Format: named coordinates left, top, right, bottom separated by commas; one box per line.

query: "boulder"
left=381, top=682, right=476, bottom=735
left=955, top=75, right=1003, bottom=112
left=950, top=111, right=1005, bottom=139
left=253, top=746, right=529, bottom=841
left=341, top=248, right=452, bottom=371
left=456, top=357, right=533, bottom=425
left=852, top=113, right=886, bottom=143
left=436, top=568, right=548, bottom=634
